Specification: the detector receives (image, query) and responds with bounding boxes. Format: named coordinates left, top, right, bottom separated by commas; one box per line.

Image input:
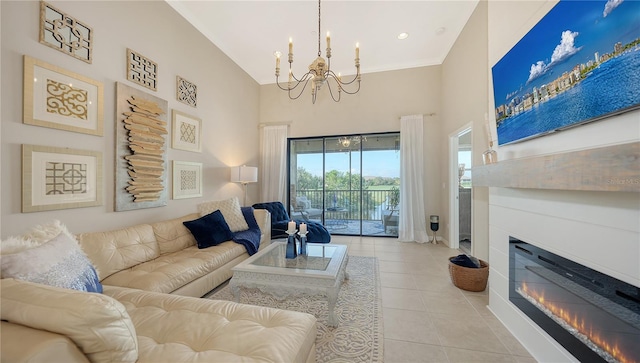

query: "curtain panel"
left=399, top=115, right=429, bottom=243
left=260, top=125, right=288, bottom=203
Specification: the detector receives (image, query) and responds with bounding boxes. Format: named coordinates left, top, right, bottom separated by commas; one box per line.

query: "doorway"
left=448, top=125, right=473, bottom=252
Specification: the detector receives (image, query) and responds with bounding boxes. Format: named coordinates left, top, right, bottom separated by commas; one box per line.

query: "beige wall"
left=259, top=66, right=444, bottom=228
left=1, top=1, right=260, bottom=238
left=440, top=1, right=489, bottom=260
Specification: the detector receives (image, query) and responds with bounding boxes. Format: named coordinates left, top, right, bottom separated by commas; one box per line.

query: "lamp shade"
left=230, top=166, right=258, bottom=183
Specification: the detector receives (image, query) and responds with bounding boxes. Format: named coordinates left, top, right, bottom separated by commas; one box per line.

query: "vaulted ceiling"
left=167, top=1, right=480, bottom=85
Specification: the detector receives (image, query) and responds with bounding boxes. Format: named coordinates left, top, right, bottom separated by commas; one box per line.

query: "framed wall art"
left=172, top=161, right=203, bottom=199
left=492, top=0, right=640, bottom=145
left=23, top=55, right=104, bottom=136
left=176, top=76, right=197, bottom=107
left=22, top=144, right=103, bottom=213
left=39, top=1, right=93, bottom=63
left=171, top=109, right=201, bottom=152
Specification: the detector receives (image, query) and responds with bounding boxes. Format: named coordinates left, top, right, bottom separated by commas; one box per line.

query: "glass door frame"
left=287, top=132, right=400, bottom=237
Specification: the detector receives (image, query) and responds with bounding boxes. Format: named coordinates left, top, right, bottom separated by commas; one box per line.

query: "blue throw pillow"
left=184, top=210, right=234, bottom=249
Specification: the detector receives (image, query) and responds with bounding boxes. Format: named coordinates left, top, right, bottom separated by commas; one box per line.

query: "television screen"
left=491, top=0, right=640, bottom=145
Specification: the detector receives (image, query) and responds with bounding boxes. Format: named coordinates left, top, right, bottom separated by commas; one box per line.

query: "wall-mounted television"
left=491, top=0, right=640, bottom=146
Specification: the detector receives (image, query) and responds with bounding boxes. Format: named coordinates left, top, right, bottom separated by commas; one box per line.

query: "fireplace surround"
left=509, top=238, right=640, bottom=363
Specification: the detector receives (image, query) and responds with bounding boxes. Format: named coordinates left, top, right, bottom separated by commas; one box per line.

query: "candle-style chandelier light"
left=274, top=0, right=361, bottom=104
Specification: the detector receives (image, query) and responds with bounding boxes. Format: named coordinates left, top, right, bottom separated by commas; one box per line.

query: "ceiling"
left=167, top=1, right=480, bottom=85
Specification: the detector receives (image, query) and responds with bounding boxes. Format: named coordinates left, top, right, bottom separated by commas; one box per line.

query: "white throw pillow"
left=198, top=197, right=249, bottom=232
left=1, top=220, right=102, bottom=293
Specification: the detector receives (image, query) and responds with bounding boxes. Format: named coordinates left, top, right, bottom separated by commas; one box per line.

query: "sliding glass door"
left=289, top=133, right=400, bottom=237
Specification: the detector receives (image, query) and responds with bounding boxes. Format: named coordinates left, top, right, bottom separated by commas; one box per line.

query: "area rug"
left=207, top=256, right=383, bottom=363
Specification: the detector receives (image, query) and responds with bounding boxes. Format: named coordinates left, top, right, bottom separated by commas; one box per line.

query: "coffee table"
left=230, top=241, right=349, bottom=326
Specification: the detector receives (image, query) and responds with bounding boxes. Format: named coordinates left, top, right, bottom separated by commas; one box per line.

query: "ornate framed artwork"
left=39, top=1, right=93, bottom=63
left=492, top=0, right=640, bottom=145
left=23, top=55, right=104, bottom=136
left=115, top=82, right=168, bottom=211
left=171, top=110, right=202, bottom=153
left=176, top=76, right=197, bottom=107
left=126, top=48, right=158, bottom=91
left=22, top=144, right=103, bottom=213
left=172, top=161, right=203, bottom=199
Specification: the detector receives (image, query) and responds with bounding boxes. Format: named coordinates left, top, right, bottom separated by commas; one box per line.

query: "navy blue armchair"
left=252, top=201, right=331, bottom=243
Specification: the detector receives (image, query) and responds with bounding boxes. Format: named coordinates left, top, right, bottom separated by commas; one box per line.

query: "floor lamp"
left=231, top=165, right=258, bottom=206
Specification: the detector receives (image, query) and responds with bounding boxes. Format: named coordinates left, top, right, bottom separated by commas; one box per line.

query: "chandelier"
left=274, top=0, right=361, bottom=104
left=337, top=136, right=366, bottom=148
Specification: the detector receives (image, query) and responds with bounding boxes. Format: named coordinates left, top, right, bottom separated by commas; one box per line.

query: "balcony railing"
left=295, top=189, right=396, bottom=221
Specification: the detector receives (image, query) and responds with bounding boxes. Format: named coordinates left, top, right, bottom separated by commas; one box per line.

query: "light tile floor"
left=330, top=235, right=537, bottom=363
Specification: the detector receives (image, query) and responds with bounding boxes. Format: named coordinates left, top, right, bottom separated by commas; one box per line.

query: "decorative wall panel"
left=126, top=48, right=158, bottom=91
left=115, top=82, right=168, bottom=211
left=39, top=1, right=93, bottom=63
left=176, top=76, right=197, bottom=107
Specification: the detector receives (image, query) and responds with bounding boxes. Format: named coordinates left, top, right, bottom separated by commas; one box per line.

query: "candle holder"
left=286, top=229, right=298, bottom=259
left=298, top=231, right=308, bottom=255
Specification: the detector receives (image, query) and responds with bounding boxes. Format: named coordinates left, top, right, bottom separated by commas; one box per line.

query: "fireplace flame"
left=520, top=282, right=631, bottom=363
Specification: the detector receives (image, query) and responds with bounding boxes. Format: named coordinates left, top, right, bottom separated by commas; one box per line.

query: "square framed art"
left=22, top=144, right=103, bottom=212
left=23, top=55, right=104, bottom=136
left=171, top=110, right=201, bottom=152
left=172, top=161, right=203, bottom=199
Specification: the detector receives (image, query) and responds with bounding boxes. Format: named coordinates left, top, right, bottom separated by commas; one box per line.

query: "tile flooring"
left=331, top=235, right=537, bottom=363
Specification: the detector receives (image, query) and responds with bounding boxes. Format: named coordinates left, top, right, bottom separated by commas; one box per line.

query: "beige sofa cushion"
left=104, top=285, right=317, bottom=363
left=77, top=224, right=159, bottom=281
left=151, top=213, right=198, bottom=255
left=101, top=241, right=246, bottom=294
left=198, top=197, right=249, bottom=232
left=1, top=321, right=90, bottom=363
left=1, top=278, right=138, bottom=363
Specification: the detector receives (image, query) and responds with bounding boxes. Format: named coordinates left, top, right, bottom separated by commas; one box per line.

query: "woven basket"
left=448, top=257, right=489, bottom=292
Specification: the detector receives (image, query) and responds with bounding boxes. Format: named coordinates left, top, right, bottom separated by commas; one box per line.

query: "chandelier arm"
left=276, top=73, right=307, bottom=91
left=325, top=79, right=341, bottom=102
left=327, top=70, right=360, bottom=86
left=339, top=81, right=361, bottom=95
left=287, top=78, right=313, bottom=100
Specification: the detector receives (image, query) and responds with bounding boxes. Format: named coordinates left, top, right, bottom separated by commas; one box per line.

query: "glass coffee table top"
left=251, top=242, right=340, bottom=271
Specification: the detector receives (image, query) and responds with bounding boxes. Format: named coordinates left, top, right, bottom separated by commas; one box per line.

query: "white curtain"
left=260, top=125, right=288, bottom=203
left=398, top=115, right=429, bottom=243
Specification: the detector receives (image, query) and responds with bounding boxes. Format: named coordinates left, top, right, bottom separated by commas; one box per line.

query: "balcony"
left=294, top=189, right=399, bottom=236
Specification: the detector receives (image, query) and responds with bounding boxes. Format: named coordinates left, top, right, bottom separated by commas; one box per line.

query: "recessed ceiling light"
left=435, top=27, right=446, bottom=35
left=397, top=32, right=409, bottom=40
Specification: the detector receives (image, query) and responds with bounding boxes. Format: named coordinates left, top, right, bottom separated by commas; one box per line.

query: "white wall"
left=485, top=1, right=640, bottom=361
left=259, top=66, right=443, bottom=228
left=1, top=1, right=260, bottom=238
left=440, top=1, right=490, bottom=260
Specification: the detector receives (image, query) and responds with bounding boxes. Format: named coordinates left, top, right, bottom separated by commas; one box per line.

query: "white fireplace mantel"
left=473, top=142, right=639, bottom=192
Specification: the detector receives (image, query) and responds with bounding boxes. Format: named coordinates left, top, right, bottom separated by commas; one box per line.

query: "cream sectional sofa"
left=0, top=209, right=318, bottom=363
left=76, top=210, right=272, bottom=297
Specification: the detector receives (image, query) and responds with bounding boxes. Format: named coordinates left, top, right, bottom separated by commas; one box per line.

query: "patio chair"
left=252, top=201, right=331, bottom=243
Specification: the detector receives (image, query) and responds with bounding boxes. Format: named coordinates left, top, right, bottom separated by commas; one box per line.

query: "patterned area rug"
left=207, top=256, right=383, bottom=363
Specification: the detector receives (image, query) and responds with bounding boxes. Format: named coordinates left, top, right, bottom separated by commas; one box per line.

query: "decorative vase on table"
left=286, top=233, right=297, bottom=259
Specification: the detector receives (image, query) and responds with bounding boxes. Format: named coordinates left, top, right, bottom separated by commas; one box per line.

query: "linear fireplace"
left=509, top=237, right=640, bottom=363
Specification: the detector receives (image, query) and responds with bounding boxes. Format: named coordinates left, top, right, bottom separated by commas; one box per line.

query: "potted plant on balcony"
left=388, top=186, right=400, bottom=211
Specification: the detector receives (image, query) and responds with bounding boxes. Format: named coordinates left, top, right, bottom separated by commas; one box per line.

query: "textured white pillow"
left=1, top=220, right=75, bottom=255
left=198, top=197, right=249, bottom=232
left=1, top=232, right=103, bottom=292
left=1, top=278, right=138, bottom=363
